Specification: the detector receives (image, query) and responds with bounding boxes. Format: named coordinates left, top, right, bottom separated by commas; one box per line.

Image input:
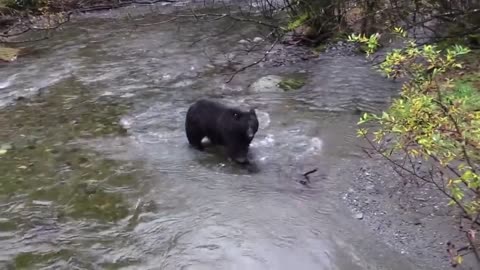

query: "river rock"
left=354, top=212, right=364, bottom=220
left=0, top=46, right=20, bottom=62
left=249, top=75, right=283, bottom=93
left=32, top=200, right=53, bottom=206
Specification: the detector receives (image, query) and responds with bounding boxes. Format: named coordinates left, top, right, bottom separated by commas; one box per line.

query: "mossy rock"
left=278, top=78, right=306, bottom=91
left=14, top=250, right=74, bottom=269
left=0, top=77, right=141, bottom=222
left=278, top=73, right=308, bottom=91
left=313, top=44, right=327, bottom=53
left=0, top=46, right=20, bottom=62
left=467, top=34, right=480, bottom=47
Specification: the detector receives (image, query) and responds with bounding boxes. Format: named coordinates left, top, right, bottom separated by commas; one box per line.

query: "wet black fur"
left=185, top=99, right=259, bottom=163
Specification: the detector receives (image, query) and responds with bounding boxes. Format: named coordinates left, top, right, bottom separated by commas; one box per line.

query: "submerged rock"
left=249, top=75, right=283, bottom=93
left=278, top=77, right=306, bottom=91
left=248, top=73, right=308, bottom=93
left=354, top=212, right=364, bottom=220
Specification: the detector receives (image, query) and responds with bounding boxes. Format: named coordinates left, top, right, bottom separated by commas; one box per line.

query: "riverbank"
left=340, top=156, right=477, bottom=270
left=273, top=39, right=480, bottom=269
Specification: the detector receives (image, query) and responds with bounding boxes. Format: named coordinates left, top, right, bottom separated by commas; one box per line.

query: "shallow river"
left=0, top=4, right=432, bottom=270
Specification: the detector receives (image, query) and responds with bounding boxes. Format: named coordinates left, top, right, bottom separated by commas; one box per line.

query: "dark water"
left=0, top=5, right=427, bottom=270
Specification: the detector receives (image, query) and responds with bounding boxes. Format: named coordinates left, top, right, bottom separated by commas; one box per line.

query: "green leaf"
left=455, top=255, right=464, bottom=265
left=287, top=13, right=309, bottom=31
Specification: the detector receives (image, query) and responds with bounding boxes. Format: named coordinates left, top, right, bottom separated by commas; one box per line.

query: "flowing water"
left=0, top=4, right=431, bottom=270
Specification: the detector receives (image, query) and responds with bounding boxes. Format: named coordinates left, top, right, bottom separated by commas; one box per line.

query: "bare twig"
left=188, top=20, right=235, bottom=47
left=1, top=36, right=49, bottom=43
left=467, top=229, right=480, bottom=261
left=299, top=168, right=317, bottom=185
left=226, top=34, right=279, bottom=83
left=135, top=16, right=179, bottom=26
left=1, top=12, right=71, bottom=43
left=361, top=133, right=471, bottom=217
left=303, top=168, right=318, bottom=182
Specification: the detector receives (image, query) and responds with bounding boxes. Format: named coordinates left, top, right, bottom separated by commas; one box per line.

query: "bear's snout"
left=246, top=126, right=254, bottom=138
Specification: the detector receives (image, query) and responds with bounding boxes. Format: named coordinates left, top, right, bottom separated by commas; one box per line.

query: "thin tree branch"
left=225, top=34, right=279, bottom=83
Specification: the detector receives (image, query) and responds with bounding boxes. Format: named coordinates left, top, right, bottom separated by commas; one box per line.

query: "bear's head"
left=227, top=107, right=259, bottom=141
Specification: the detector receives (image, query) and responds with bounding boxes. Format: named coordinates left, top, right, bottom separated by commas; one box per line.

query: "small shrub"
left=4, top=0, right=42, bottom=10
left=349, top=27, right=479, bottom=267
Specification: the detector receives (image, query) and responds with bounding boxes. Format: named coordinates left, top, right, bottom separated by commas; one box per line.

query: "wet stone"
left=354, top=213, right=364, bottom=220
left=249, top=75, right=284, bottom=93
left=84, top=183, right=98, bottom=195
left=32, top=200, right=53, bottom=206
left=365, top=184, right=376, bottom=192
left=412, top=217, right=422, bottom=226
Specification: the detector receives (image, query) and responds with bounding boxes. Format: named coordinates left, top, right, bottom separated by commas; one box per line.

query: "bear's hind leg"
left=186, top=123, right=205, bottom=151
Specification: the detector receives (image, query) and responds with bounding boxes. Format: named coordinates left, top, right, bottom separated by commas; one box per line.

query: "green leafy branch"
left=350, top=27, right=479, bottom=267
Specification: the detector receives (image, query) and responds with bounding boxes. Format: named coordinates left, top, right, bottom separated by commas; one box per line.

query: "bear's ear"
left=249, top=108, right=256, bottom=115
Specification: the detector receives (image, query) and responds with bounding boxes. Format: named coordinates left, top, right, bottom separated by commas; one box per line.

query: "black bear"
left=185, top=99, right=259, bottom=164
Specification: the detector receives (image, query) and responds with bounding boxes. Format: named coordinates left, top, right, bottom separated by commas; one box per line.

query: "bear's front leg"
left=225, top=143, right=250, bottom=164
